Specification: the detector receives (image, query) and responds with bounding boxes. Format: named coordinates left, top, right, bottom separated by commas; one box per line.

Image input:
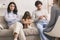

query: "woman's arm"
left=4, top=13, right=14, bottom=22
left=16, top=13, right=22, bottom=21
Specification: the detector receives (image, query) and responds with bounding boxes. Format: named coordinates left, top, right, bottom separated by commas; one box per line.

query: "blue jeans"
left=36, top=20, right=48, bottom=40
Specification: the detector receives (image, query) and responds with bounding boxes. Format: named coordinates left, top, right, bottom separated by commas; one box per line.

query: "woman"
left=44, top=0, right=60, bottom=40
left=4, top=2, right=26, bottom=40
left=22, top=11, right=33, bottom=28
left=32, top=1, right=48, bottom=40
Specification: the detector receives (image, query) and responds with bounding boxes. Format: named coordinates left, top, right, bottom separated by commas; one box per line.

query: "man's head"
left=35, top=1, right=42, bottom=10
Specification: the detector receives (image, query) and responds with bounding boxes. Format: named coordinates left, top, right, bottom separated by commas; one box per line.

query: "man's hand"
left=38, top=16, right=44, bottom=19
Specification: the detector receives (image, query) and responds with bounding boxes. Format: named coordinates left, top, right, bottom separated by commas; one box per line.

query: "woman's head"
left=7, top=2, right=18, bottom=14
left=35, top=1, right=42, bottom=10
left=53, top=0, right=58, bottom=4
left=22, top=11, right=31, bottom=19
left=53, top=0, right=60, bottom=8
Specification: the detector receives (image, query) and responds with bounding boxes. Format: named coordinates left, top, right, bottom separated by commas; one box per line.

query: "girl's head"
left=7, top=2, right=18, bottom=14
left=22, top=11, right=31, bottom=19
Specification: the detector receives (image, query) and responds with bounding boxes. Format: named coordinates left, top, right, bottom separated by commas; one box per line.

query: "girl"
left=4, top=2, right=26, bottom=40
left=22, top=11, right=33, bottom=28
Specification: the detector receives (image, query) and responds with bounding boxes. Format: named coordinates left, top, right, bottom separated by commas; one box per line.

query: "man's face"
left=36, top=4, right=42, bottom=10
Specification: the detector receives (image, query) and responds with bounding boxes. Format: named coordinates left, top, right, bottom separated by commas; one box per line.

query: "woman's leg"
left=36, top=23, right=47, bottom=40
left=16, top=22, right=26, bottom=40
left=9, top=22, right=26, bottom=40
left=14, top=33, right=19, bottom=40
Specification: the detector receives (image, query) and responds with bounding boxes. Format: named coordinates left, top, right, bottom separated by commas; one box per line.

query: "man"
left=32, top=1, right=48, bottom=40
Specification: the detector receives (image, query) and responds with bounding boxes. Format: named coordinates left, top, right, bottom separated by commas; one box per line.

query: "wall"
left=0, top=0, right=53, bottom=20
left=14, top=0, right=37, bottom=16
left=0, top=0, right=13, bottom=16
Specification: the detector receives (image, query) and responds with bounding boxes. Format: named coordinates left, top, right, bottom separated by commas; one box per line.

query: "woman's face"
left=9, top=4, right=15, bottom=11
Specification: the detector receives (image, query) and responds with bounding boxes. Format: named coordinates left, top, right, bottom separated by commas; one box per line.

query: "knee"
left=16, top=22, right=23, bottom=28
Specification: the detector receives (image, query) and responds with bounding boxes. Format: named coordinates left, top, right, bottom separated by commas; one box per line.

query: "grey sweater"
left=44, top=4, right=60, bottom=32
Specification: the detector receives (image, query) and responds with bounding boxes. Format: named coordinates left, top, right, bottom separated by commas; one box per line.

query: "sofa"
left=0, top=16, right=40, bottom=40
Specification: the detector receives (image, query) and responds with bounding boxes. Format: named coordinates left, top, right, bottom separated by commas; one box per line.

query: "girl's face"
left=9, top=4, right=15, bottom=11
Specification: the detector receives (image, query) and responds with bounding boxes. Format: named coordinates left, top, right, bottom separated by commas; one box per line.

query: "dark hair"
left=22, top=11, right=31, bottom=19
left=35, top=1, right=42, bottom=7
left=7, top=2, right=18, bottom=14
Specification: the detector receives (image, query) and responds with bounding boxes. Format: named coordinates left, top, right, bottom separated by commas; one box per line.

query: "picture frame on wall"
left=0, top=0, right=13, bottom=8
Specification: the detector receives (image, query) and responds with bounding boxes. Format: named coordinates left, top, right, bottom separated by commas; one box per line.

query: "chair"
left=44, top=16, right=60, bottom=38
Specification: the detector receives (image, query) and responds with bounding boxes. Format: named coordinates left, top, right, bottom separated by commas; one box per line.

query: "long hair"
left=7, top=2, right=18, bottom=14
left=22, top=11, right=31, bottom=20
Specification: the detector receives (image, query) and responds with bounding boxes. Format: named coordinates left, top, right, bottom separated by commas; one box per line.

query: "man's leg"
left=36, top=23, right=47, bottom=40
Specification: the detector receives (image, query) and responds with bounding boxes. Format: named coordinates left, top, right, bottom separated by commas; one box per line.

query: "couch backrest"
left=0, top=16, right=7, bottom=29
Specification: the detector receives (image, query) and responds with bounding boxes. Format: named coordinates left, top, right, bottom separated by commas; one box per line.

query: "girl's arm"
left=22, top=19, right=33, bottom=24
left=22, top=19, right=28, bottom=24
left=28, top=19, right=33, bottom=24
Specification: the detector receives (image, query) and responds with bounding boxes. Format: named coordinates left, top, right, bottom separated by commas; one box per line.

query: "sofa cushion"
left=0, top=16, right=7, bottom=29
left=0, top=29, right=13, bottom=37
left=24, top=27, right=39, bottom=36
left=0, top=27, right=39, bottom=37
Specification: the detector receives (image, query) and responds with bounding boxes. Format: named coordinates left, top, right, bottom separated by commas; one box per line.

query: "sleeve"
left=16, top=13, right=22, bottom=21
left=4, top=12, right=14, bottom=22
left=32, top=11, right=39, bottom=22
left=46, top=6, right=57, bottom=28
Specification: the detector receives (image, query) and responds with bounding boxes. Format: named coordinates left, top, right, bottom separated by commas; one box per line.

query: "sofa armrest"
left=0, top=24, right=4, bottom=30
left=0, top=29, right=13, bottom=37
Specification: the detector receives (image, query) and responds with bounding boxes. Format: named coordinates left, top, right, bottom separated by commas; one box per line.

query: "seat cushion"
left=0, top=27, right=39, bottom=37
left=24, top=27, right=39, bottom=36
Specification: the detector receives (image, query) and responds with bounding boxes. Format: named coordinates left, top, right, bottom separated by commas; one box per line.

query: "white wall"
left=0, top=0, right=53, bottom=17
left=14, top=0, right=37, bottom=16
left=0, top=0, right=13, bottom=16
